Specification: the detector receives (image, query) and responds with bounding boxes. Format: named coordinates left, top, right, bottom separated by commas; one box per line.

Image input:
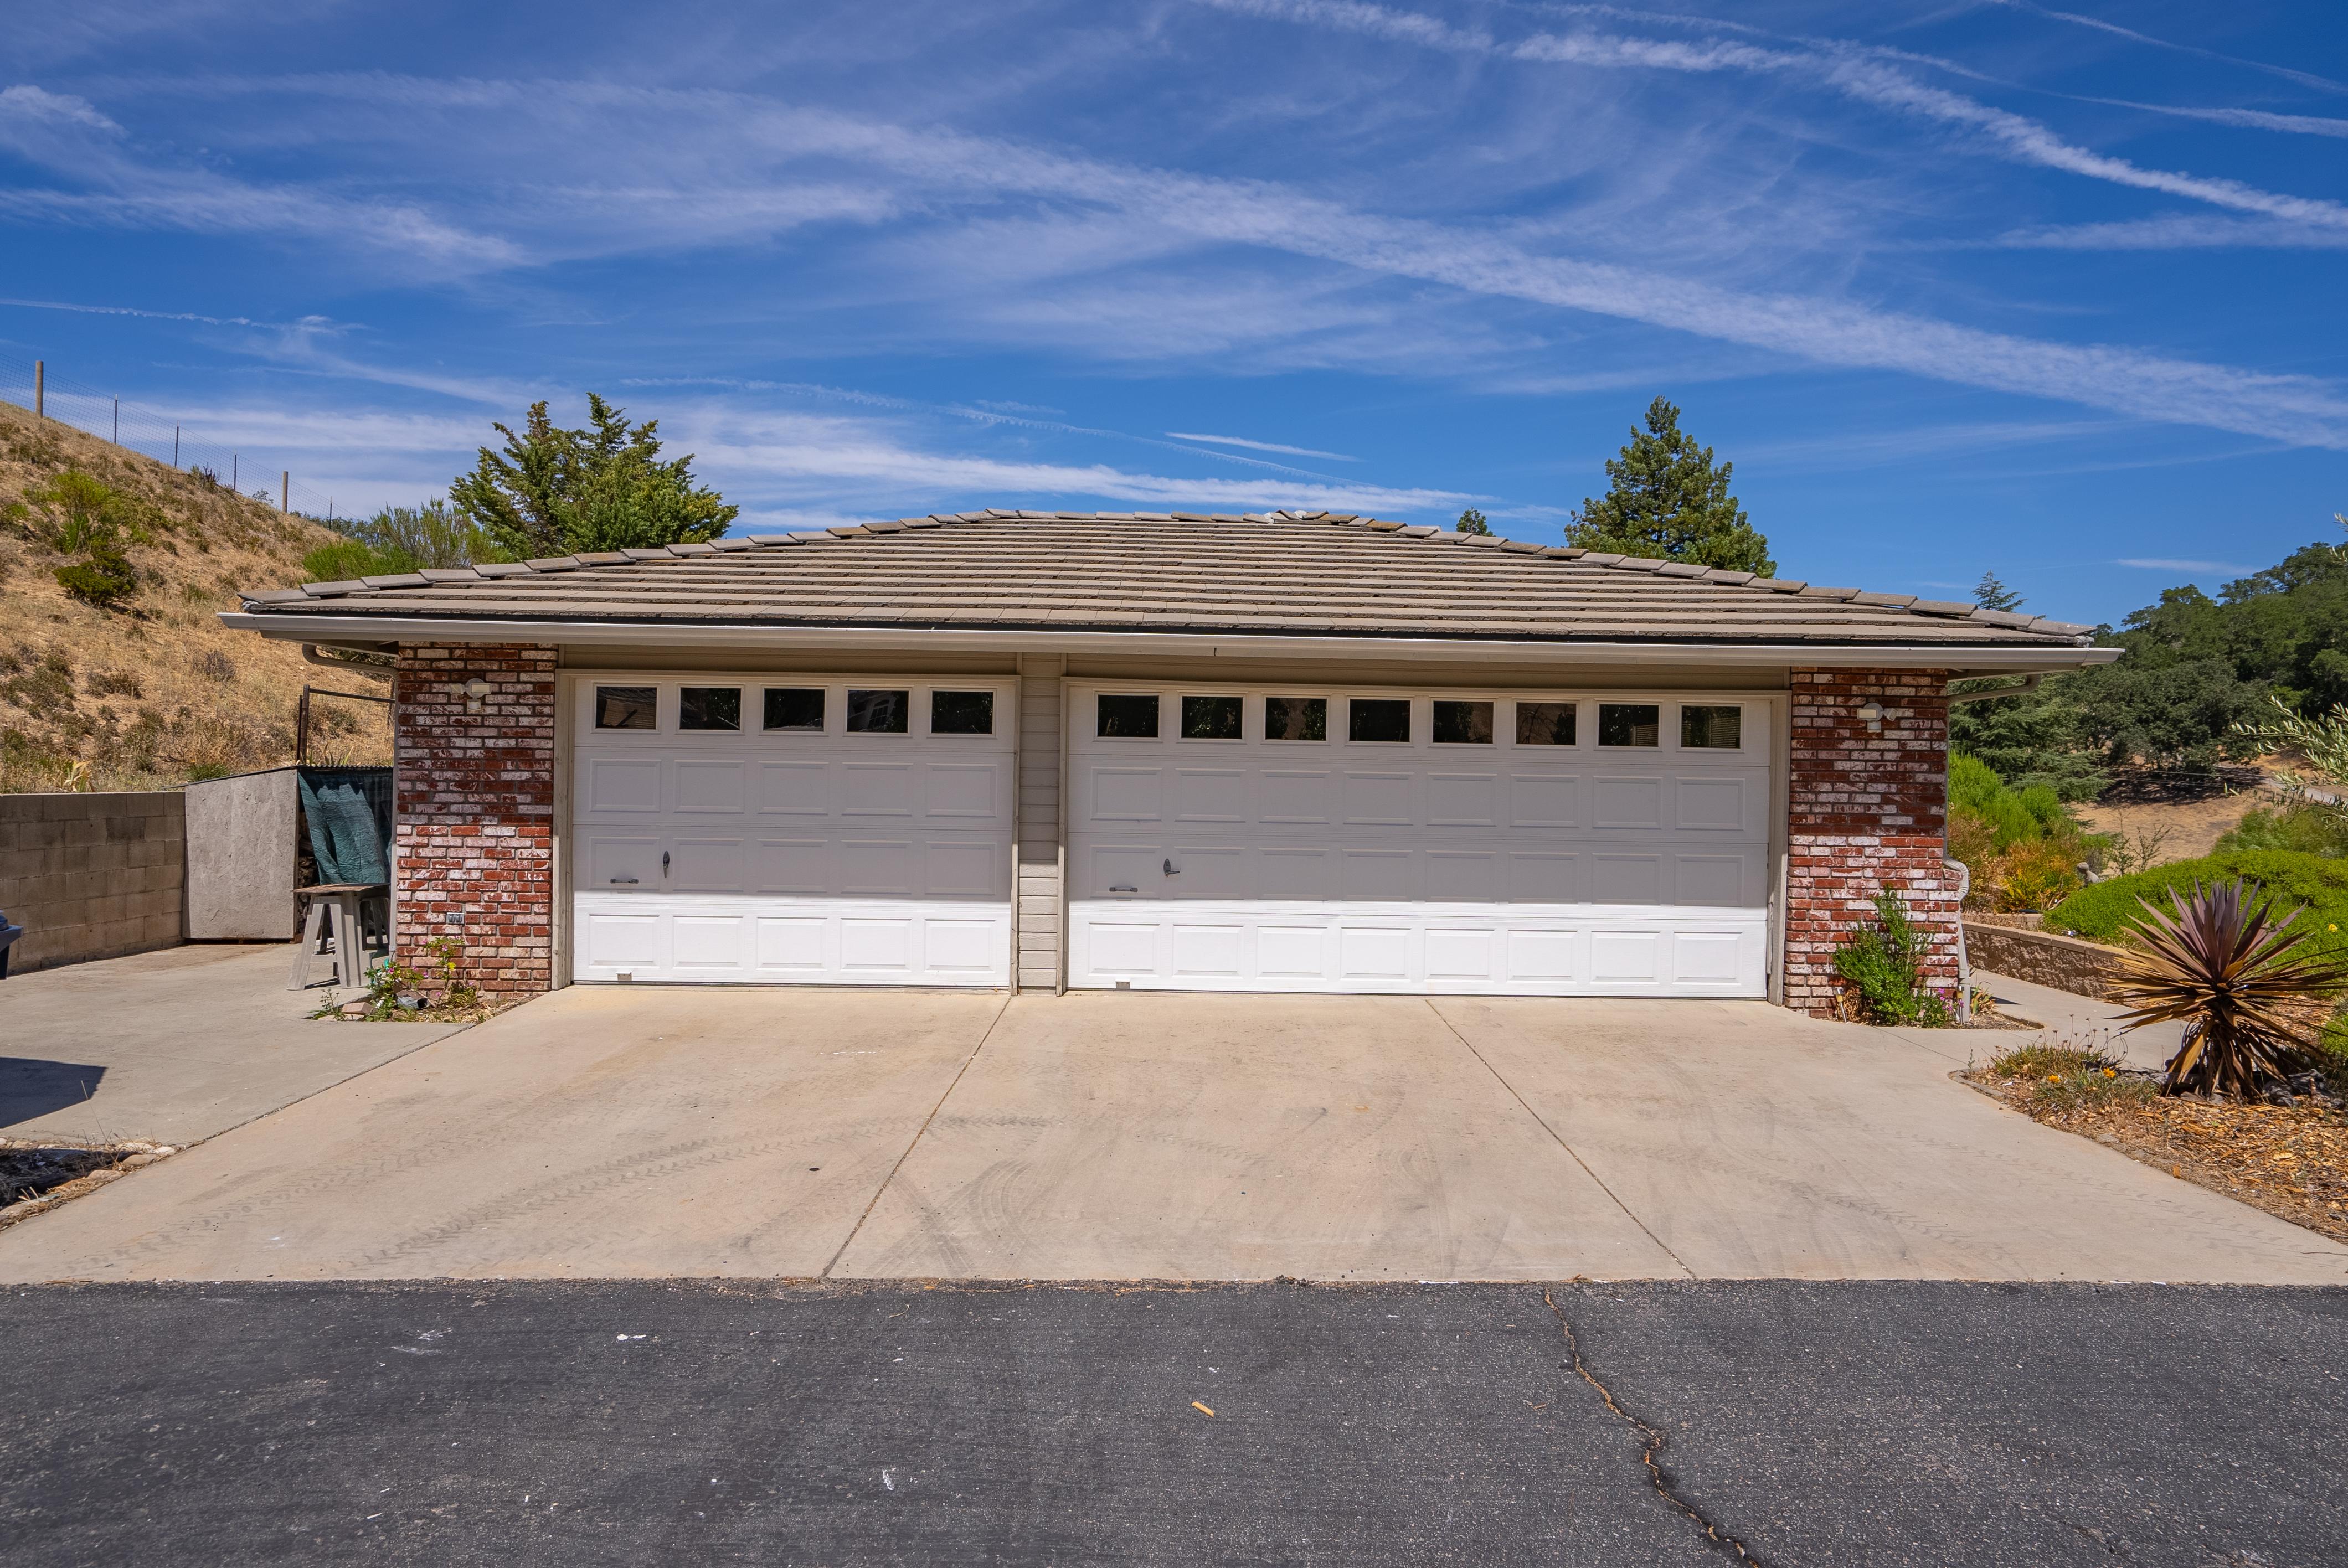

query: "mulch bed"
left=0, top=1139, right=176, bottom=1229
left=1965, top=1066, right=2348, bottom=1246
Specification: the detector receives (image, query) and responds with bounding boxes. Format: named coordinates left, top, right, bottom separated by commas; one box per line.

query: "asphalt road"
left=1, top=1280, right=2340, bottom=1566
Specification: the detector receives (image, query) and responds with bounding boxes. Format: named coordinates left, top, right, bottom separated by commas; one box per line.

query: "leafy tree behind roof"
left=450, top=394, right=737, bottom=559
left=1565, top=396, right=1774, bottom=576
left=1950, top=514, right=2348, bottom=794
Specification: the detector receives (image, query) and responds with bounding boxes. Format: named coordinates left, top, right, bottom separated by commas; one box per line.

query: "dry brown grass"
left=0, top=400, right=390, bottom=791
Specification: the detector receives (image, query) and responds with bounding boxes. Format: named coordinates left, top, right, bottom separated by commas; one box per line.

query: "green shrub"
left=1947, top=750, right=2102, bottom=909
left=300, top=539, right=405, bottom=582
left=1833, top=892, right=1954, bottom=1027
left=2217, top=804, right=2348, bottom=858
left=53, top=550, right=138, bottom=608
left=2047, top=850, right=2348, bottom=964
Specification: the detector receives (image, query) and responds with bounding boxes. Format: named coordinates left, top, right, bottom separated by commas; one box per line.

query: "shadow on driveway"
left=0, top=1059, right=106, bottom=1129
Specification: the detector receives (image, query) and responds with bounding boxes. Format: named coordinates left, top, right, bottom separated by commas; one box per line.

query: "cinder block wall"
left=1783, top=668, right=1961, bottom=1017
left=0, top=791, right=186, bottom=973
left=392, top=643, right=558, bottom=995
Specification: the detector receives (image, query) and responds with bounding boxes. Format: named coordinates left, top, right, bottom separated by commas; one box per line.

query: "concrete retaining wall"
left=1963, top=920, right=2125, bottom=999
left=0, top=791, right=186, bottom=973
left=185, top=768, right=300, bottom=940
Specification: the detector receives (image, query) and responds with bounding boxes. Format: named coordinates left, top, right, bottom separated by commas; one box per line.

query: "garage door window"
left=1264, top=697, right=1327, bottom=741
left=1681, top=704, right=1743, bottom=749
left=1433, top=700, right=1493, bottom=745
left=1515, top=701, right=1575, bottom=746
left=763, top=688, right=825, bottom=731
left=679, top=687, right=742, bottom=731
left=931, top=690, right=994, bottom=735
left=1348, top=698, right=1411, bottom=744
left=1097, top=693, right=1160, bottom=738
left=1181, top=695, right=1243, bottom=740
left=595, top=685, right=657, bottom=730
left=846, top=689, right=911, bottom=734
left=1598, top=703, right=1661, bottom=747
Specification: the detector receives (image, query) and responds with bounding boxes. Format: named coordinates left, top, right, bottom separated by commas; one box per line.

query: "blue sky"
left=1, top=1, right=2342, bottom=627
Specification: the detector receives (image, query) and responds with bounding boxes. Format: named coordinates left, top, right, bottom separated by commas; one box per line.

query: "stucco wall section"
left=393, top=643, right=558, bottom=996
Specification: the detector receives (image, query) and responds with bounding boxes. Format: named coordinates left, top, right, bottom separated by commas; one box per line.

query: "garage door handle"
left=1109, top=883, right=1137, bottom=893
left=662, top=851, right=671, bottom=877
left=1163, top=858, right=1178, bottom=875
left=609, top=876, right=639, bottom=885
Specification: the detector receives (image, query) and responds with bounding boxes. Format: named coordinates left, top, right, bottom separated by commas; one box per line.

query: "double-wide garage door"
left=571, top=676, right=1015, bottom=984
left=1065, top=683, right=1773, bottom=997
left=570, top=673, right=1774, bottom=997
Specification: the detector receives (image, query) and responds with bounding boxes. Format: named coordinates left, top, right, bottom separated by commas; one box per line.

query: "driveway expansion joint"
left=1544, top=1287, right=1767, bottom=1565
left=818, top=991, right=1013, bottom=1280
left=1427, top=1000, right=1695, bottom=1280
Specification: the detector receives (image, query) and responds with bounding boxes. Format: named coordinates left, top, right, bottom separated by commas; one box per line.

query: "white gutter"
left=220, top=612, right=2118, bottom=674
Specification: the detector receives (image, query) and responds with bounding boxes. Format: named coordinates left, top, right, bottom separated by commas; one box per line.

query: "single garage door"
left=1067, top=683, right=1774, bottom=996
left=570, top=675, right=1015, bottom=985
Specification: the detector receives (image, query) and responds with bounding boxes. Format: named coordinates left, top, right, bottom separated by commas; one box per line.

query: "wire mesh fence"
left=0, top=351, right=346, bottom=523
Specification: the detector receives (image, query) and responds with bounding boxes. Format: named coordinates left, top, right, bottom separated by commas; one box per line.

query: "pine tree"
left=1973, top=572, right=2025, bottom=612
left=1566, top=397, right=1774, bottom=575
left=450, top=394, right=737, bottom=559
left=1455, top=508, right=1491, bottom=537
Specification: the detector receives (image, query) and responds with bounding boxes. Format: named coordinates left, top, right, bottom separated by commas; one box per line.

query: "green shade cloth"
left=297, top=767, right=393, bottom=886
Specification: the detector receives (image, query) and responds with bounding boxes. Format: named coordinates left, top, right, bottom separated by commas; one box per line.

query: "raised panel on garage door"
left=571, top=675, right=1012, bottom=986
left=1065, top=683, right=1772, bottom=998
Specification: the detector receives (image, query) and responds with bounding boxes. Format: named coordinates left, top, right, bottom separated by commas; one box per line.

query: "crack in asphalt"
left=1544, top=1287, right=1767, bottom=1565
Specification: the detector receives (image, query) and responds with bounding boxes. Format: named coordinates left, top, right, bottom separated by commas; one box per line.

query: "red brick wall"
left=1783, top=668, right=1961, bottom=1019
left=392, top=643, right=558, bottom=996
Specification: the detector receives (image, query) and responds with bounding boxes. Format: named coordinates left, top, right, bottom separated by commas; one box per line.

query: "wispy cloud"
left=2116, top=557, right=2255, bottom=573
left=79, top=71, right=2348, bottom=449
left=0, top=80, right=518, bottom=271
left=1738, top=419, right=2128, bottom=468
left=2082, top=100, right=2348, bottom=140
left=621, top=375, right=1366, bottom=479
left=1980, top=1, right=2347, bottom=95
left=1214, top=0, right=2348, bottom=231
left=1989, top=214, right=2348, bottom=251
left=1165, top=431, right=1360, bottom=461
left=668, top=405, right=1478, bottom=519
left=0, top=295, right=325, bottom=329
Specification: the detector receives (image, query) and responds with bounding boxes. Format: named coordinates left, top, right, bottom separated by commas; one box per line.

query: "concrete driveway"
left=3, top=943, right=465, bottom=1147
left=2, top=986, right=2341, bottom=1284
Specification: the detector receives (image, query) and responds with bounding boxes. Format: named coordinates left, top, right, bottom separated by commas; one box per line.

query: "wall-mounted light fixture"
left=1856, top=701, right=1884, bottom=728
left=463, top=677, right=492, bottom=713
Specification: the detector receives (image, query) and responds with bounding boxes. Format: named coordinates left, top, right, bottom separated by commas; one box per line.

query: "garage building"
left=226, top=509, right=2112, bottom=1015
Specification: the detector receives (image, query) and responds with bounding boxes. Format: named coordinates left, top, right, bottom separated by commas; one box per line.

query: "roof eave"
left=219, top=611, right=2117, bottom=674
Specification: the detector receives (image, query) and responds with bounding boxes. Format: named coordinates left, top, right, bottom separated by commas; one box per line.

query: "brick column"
left=1783, top=668, right=1960, bottom=1019
left=392, top=643, right=558, bottom=997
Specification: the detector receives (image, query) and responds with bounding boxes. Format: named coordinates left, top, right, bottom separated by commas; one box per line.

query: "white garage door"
left=570, top=676, right=1014, bottom=985
left=1067, top=683, right=1773, bottom=997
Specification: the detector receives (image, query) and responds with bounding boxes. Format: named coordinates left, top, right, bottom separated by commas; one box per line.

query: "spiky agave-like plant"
left=2109, top=878, right=2348, bottom=1099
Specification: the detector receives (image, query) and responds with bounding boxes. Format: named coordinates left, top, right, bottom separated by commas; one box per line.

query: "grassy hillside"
left=0, top=399, right=390, bottom=792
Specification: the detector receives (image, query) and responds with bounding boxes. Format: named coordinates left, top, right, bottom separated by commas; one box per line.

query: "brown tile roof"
left=238, top=509, right=2097, bottom=646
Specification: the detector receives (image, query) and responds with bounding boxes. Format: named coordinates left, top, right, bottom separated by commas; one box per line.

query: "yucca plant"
left=2109, top=878, right=2348, bottom=1099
